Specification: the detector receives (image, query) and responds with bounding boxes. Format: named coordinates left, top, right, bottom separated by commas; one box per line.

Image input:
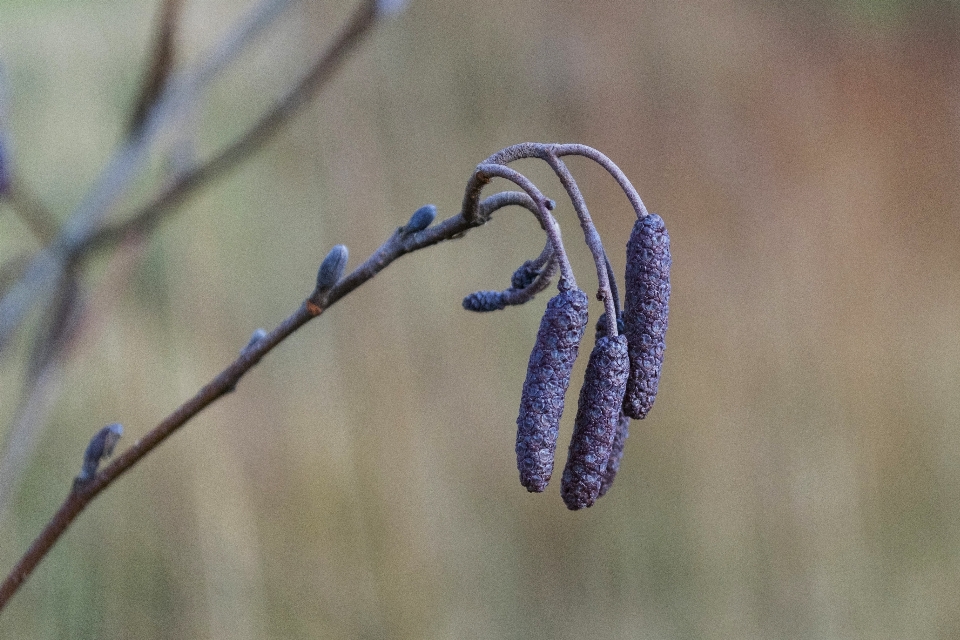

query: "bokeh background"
left=1, top=0, right=960, bottom=637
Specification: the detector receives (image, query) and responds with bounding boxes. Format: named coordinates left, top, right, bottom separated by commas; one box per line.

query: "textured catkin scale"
left=560, top=335, right=629, bottom=509
left=516, top=285, right=589, bottom=492
left=597, top=412, right=630, bottom=498
left=622, top=213, right=671, bottom=419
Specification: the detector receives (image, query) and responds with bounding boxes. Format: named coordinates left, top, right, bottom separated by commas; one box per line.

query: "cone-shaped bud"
left=622, top=213, right=670, bottom=419
left=516, top=283, right=589, bottom=492
left=560, top=335, right=629, bottom=509
left=404, top=204, right=436, bottom=234
left=77, top=423, right=123, bottom=484
left=316, top=244, right=348, bottom=292
left=597, top=412, right=630, bottom=499
left=462, top=290, right=507, bottom=312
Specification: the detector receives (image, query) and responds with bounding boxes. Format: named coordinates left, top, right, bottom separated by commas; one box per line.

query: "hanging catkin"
left=560, top=334, right=629, bottom=509
left=516, top=282, right=589, bottom=492
left=622, top=213, right=671, bottom=419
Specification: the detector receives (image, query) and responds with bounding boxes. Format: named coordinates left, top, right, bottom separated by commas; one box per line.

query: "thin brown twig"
left=0, top=182, right=519, bottom=610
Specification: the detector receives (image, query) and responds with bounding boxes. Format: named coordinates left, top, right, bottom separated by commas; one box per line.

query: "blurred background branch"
left=0, top=0, right=385, bottom=517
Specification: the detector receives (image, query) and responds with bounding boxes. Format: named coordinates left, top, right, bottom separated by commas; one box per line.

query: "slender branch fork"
left=0, top=140, right=647, bottom=611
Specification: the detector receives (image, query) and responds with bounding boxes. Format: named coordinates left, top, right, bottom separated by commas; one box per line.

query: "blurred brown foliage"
left=1, top=0, right=959, bottom=637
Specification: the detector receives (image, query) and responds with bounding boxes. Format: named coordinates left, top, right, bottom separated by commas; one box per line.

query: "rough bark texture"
left=516, top=283, right=589, bottom=492
left=561, top=335, right=629, bottom=509
left=622, top=213, right=671, bottom=419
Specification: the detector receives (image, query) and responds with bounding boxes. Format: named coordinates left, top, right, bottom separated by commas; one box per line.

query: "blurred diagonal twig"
left=127, top=0, right=184, bottom=138
left=0, top=0, right=299, bottom=355
left=0, top=0, right=386, bottom=515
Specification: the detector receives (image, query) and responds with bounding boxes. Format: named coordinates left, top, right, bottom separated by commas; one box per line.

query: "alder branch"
left=0, top=0, right=389, bottom=510
left=0, top=141, right=651, bottom=612
left=0, top=181, right=535, bottom=611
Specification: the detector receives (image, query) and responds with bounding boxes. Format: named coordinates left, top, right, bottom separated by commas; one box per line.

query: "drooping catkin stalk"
left=560, top=334, right=629, bottom=509
left=516, top=281, right=588, bottom=492
left=622, top=213, right=671, bottom=419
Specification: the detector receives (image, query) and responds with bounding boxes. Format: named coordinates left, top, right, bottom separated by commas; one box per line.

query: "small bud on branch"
left=315, top=244, right=349, bottom=294
left=402, top=204, right=437, bottom=234
left=75, top=423, right=123, bottom=485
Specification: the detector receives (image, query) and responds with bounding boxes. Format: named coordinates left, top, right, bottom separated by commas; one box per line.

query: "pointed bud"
left=622, top=213, right=670, bottom=419
left=316, top=244, right=348, bottom=293
left=242, top=328, right=267, bottom=355
left=516, top=284, right=589, bottom=492
left=76, top=423, right=123, bottom=484
left=561, top=335, right=630, bottom=509
left=403, top=204, right=436, bottom=234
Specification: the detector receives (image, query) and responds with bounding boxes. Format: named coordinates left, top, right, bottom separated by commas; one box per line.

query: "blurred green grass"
left=2, top=0, right=960, bottom=638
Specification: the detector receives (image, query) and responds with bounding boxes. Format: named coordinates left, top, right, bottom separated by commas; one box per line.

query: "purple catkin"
left=622, top=213, right=671, bottom=419
left=516, top=283, right=589, bottom=492
left=560, top=335, right=629, bottom=509
left=462, top=290, right=507, bottom=312
left=597, top=412, right=630, bottom=498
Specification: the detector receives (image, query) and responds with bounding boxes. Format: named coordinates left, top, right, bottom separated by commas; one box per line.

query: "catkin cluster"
left=460, top=189, right=670, bottom=509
